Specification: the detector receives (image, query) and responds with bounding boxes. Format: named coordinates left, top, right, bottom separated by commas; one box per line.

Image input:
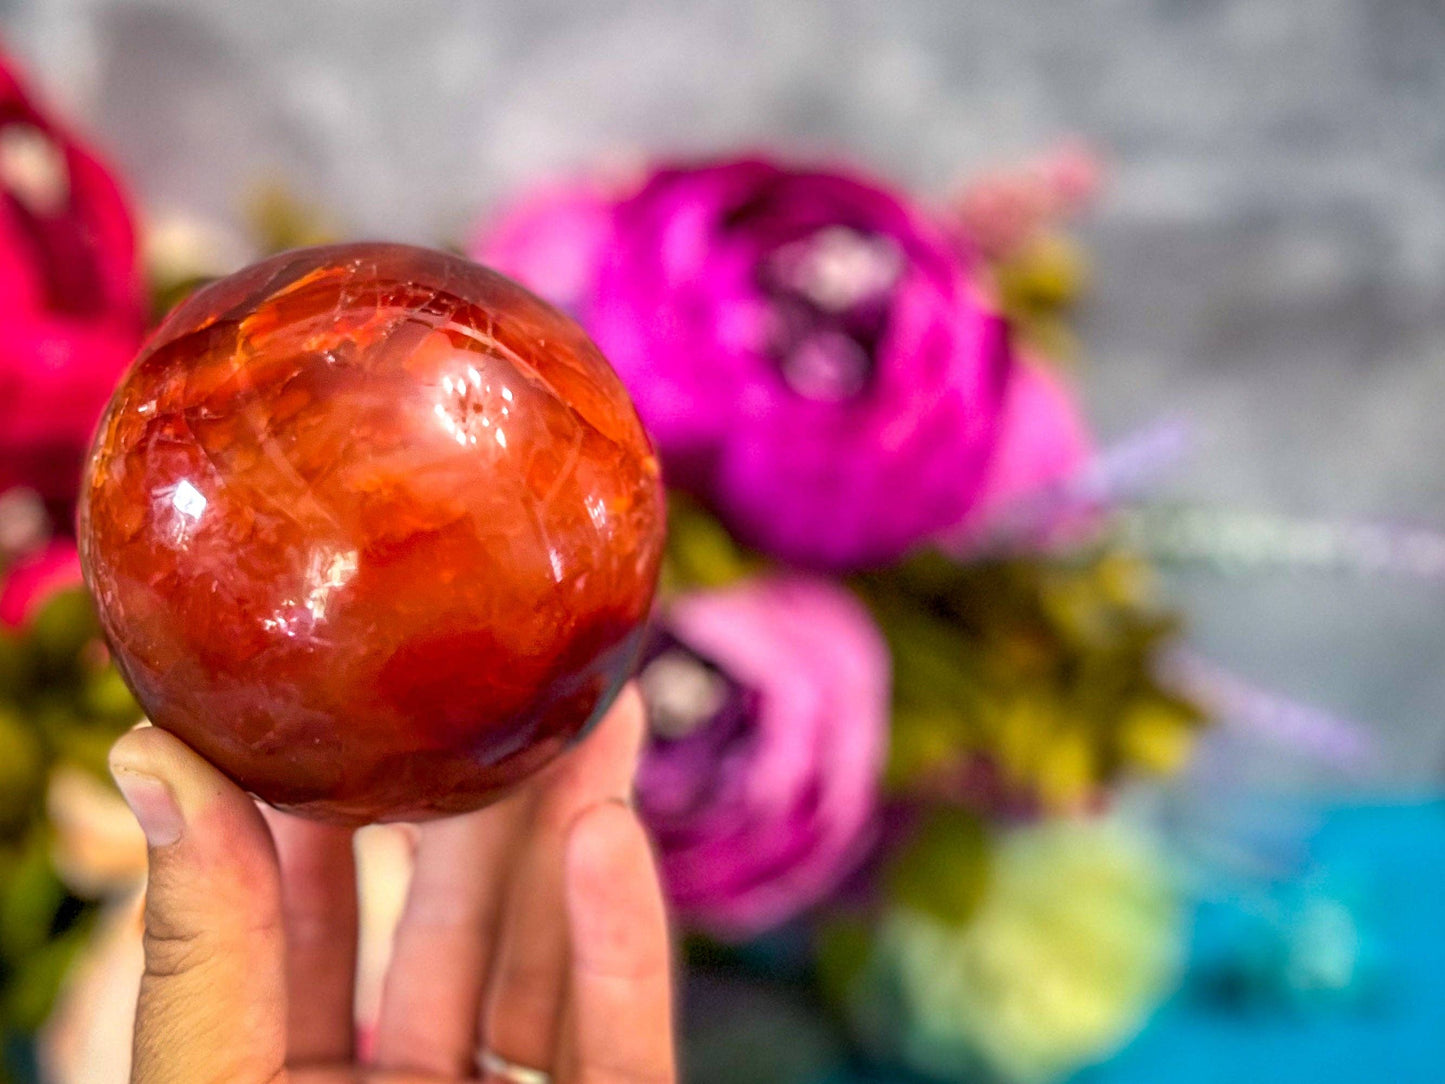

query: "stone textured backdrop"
left=3, top=0, right=1442, bottom=786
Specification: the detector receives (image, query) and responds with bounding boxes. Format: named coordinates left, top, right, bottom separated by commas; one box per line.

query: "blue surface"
left=1077, top=800, right=1445, bottom=1084
left=828, top=800, right=1445, bottom=1084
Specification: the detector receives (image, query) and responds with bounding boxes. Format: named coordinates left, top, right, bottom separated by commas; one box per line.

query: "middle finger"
left=369, top=790, right=528, bottom=1077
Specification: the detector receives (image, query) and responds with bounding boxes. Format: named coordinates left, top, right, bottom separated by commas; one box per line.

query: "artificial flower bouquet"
left=0, top=42, right=1216, bottom=1084
left=474, top=155, right=1203, bottom=1084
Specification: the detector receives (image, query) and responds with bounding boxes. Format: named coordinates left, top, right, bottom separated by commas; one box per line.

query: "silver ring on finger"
left=478, top=1047, right=553, bottom=1084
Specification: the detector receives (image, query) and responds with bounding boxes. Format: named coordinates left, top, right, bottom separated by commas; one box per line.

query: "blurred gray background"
left=3, top=0, right=1442, bottom=788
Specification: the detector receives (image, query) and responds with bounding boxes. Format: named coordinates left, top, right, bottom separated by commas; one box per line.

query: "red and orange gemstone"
left=80, top=243, right=665, bottom=824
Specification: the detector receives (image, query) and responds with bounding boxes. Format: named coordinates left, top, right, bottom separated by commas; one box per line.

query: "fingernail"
left=112, top=767, right=184, bottom=847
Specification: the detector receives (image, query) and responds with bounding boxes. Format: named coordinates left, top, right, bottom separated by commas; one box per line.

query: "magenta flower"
left=0, top=48, right=144, bottom=506
left=471, top=178, right=618, bottom=319
left=635, top=574, right=889, bottom=940
left=0, top=538, right=81, bottom=628
left=475, top=158, right=1014, bottom=568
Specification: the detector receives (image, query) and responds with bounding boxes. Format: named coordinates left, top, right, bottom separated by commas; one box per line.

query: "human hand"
left=106, top=687, right=674, bottom=1084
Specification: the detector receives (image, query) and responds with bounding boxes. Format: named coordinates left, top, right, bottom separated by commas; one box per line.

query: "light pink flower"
left=636, top=574, right=889, bottom=939
left=947, top=142, right=1103, bottom=260
left=961, top=357, right=1095, bottom=546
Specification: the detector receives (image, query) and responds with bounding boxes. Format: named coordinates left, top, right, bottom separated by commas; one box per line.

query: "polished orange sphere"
left=79, top=243, right=665, bottom=824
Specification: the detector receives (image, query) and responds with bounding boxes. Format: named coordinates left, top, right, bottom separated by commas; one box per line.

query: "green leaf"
left=245, top=182, right=338, bottom=254
left=0, top=833, right=64, bottom=961
left=861, top=548, right=1210, bottom=810
left=662, top=495, right=760, bottom=591
left=0, top=634, right=28, bottom=701
left=80, top=666, right=140, bottom=727
left=2, top=926, right=89, bottom=1032
left=813, top=917, right=874, bottom=1011
left=884, top=706, right=969, bottom=791
left=885, top=808, right=991, bottom=927
left=50, top=726, right=122, bottom=781
left=28, top=589, right=99, bottom=671
left=0, top=710, right=44, bottom=830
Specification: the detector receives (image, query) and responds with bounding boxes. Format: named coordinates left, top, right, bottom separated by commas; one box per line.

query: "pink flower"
left=0, top=537, right=81, bottom=627
left=0, top=46, right=145, bottom=505
left=635, top=574, right=889, bottom=939
left=978, top=359, right=1092, bottom=512
left=945, top=357, right=1095, bottom=550
left=947, top=142, right=1103, bottom=260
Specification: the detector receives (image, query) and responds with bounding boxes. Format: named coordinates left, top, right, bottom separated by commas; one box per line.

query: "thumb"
left=109, top=726, right=288, bottom=1084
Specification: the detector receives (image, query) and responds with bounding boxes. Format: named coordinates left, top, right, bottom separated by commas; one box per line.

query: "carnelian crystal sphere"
left=79, top=243, right=665, bottom=824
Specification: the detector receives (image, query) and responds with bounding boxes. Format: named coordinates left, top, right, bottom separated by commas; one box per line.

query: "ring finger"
left=481, top=686, right=645, bottom=1075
